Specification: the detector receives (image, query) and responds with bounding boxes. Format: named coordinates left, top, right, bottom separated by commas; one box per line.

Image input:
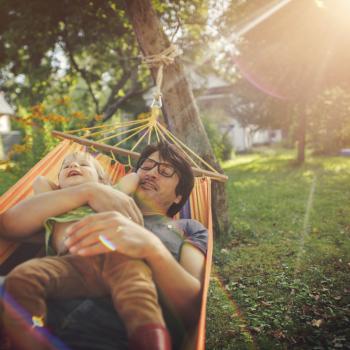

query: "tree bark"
left=296, top=107, right=307, bottom=164
left=124, top=0, right=231, bottom=237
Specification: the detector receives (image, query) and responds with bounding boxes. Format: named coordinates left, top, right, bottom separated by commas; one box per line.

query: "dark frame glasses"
left=139, top=158, right=176, bottom=177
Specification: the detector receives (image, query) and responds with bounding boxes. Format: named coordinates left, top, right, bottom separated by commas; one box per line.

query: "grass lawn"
left=1, top=150, right=349, bottom=349
left=206, top=149, right=350, bottom=349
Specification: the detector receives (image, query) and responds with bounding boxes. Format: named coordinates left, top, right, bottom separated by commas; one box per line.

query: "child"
left=2, top=152, right=171, bottom=350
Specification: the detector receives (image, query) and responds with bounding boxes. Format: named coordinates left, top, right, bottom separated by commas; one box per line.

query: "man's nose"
left=147, top=165, right=159, bottom=177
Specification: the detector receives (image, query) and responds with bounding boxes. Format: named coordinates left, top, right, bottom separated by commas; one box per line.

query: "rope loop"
left=142, top=45, right=182, bottom=107
left=142, top=45, right=182, bottom=68
left=151, top=94, right=163, bottom=108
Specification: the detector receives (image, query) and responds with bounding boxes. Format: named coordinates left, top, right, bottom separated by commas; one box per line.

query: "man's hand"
left=64, top=211, right=158, bottom=258
left=84, top=183, right=143, bottom=225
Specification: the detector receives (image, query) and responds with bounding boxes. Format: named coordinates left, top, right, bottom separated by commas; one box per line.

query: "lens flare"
left=1, top=290, right=70, bottom=349
left=98, top=234, right=117, bottom=251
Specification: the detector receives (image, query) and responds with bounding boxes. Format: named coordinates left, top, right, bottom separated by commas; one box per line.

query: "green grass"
left=206, top=149, right=350, bottom=349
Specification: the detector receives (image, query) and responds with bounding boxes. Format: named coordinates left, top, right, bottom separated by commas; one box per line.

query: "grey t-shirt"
left=144, top=215, right=208, bottom=261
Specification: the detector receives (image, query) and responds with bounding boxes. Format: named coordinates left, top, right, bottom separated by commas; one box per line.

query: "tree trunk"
left=296, top=107, right=307, bottom=164
left=124, top=0, right=231, bottom=237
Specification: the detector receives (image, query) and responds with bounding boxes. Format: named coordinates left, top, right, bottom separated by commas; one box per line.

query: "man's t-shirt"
left=144, top=215, right=208, bottom=260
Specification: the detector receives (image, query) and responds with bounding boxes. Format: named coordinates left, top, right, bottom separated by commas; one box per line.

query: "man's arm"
left=147, top=241, right=205, bottom=327
left=0, top=185, right=91, bottom=239
left=32, top=176, right=58, bottom=194
left=0, top=183, right=143, bottom=239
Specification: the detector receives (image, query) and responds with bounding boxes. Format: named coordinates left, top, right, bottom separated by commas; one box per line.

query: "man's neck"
left=135, top=193, right=167, bottom=216
left=139, top=205, right=167, bottom=217
left=142, top=210, right=166, bottom=216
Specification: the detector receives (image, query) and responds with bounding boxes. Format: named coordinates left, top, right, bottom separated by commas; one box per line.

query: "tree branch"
left=100, top=70, right=133, bottom=114
left=87, top=69, right=148, bottom=127
left=87, top=88, right=145, bottom=127
left=102, top=87, right=146, bottom=122
left=63, top=41, right=100, bottom=114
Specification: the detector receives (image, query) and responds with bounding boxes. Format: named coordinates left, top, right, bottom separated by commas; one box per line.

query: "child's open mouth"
left=67, top=170, right=82, bottom=177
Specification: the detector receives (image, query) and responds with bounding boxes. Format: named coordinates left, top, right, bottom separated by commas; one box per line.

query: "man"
left=0, top=142, right=208, bottom=350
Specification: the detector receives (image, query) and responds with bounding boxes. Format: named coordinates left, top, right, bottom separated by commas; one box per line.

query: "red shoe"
left=129, top=324, right=172, bottom=350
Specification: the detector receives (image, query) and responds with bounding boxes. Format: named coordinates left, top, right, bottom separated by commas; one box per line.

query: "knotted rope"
left=141, top=45, right=182, bottom=107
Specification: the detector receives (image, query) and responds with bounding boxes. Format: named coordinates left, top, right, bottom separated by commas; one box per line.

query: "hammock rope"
left=98, top=123, right=149, bottom=145
left=52, top=97, right=227, bottom=181
left=95, top=119, right=149, bottom=137
left=65, top=120, right=133, bottom=134
left=141, top=44, right=182, bottom=106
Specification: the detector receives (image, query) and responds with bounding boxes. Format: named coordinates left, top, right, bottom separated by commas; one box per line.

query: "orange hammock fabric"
left=0, top=139, right=213, bottom=350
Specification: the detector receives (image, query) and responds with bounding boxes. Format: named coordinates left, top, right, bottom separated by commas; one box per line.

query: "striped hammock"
left=0, top=138, right=213, bottom=350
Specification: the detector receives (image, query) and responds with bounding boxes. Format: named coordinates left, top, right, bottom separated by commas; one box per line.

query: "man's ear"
left=174, top=194, right=182, bottom=204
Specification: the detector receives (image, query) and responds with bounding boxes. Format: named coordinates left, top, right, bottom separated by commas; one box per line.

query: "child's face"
left=58, top=153, right=100, bottom=189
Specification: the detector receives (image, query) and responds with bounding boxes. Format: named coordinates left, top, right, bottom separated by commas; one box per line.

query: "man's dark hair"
left=135, top=142, right=194, bottom=217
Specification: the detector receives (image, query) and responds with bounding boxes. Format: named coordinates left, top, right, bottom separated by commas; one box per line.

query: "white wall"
left=0, top=115, right=11, bottom=133
left=223, top=120, right=282, bottom=152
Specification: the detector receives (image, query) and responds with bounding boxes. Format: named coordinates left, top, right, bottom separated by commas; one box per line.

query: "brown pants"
left=3, top=253, right=164, bottom=349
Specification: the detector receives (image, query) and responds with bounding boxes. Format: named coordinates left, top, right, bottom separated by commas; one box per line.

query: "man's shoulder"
left=175, top=218, right=207, bottom=233
left=174, top=218, right=208, bottom=255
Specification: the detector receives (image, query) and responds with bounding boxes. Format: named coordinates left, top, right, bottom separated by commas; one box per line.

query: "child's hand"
left=32, top=176, right=59, bottom=194
left=116, top=173, right=140, bottom=195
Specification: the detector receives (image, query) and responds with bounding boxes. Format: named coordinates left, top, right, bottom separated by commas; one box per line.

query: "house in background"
left=193, top=73, right=282, bottom=152
left=187, top=0, right=293, bottom=152
left=144, top=71, right=282, bottom=153
left=0, top=92, right=21, bottom=160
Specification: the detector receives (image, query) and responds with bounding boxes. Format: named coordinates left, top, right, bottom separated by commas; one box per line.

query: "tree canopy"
left=1, top=0, right=349, bottom=163
left=0, top=0, right=210, bottom=120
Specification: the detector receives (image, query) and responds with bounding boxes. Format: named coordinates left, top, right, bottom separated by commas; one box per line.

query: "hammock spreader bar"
left=52, top=130, right=228, bottom=183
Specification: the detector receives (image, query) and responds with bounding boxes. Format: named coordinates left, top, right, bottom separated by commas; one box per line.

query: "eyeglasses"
left=139, top=158, right=176, bottom=177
